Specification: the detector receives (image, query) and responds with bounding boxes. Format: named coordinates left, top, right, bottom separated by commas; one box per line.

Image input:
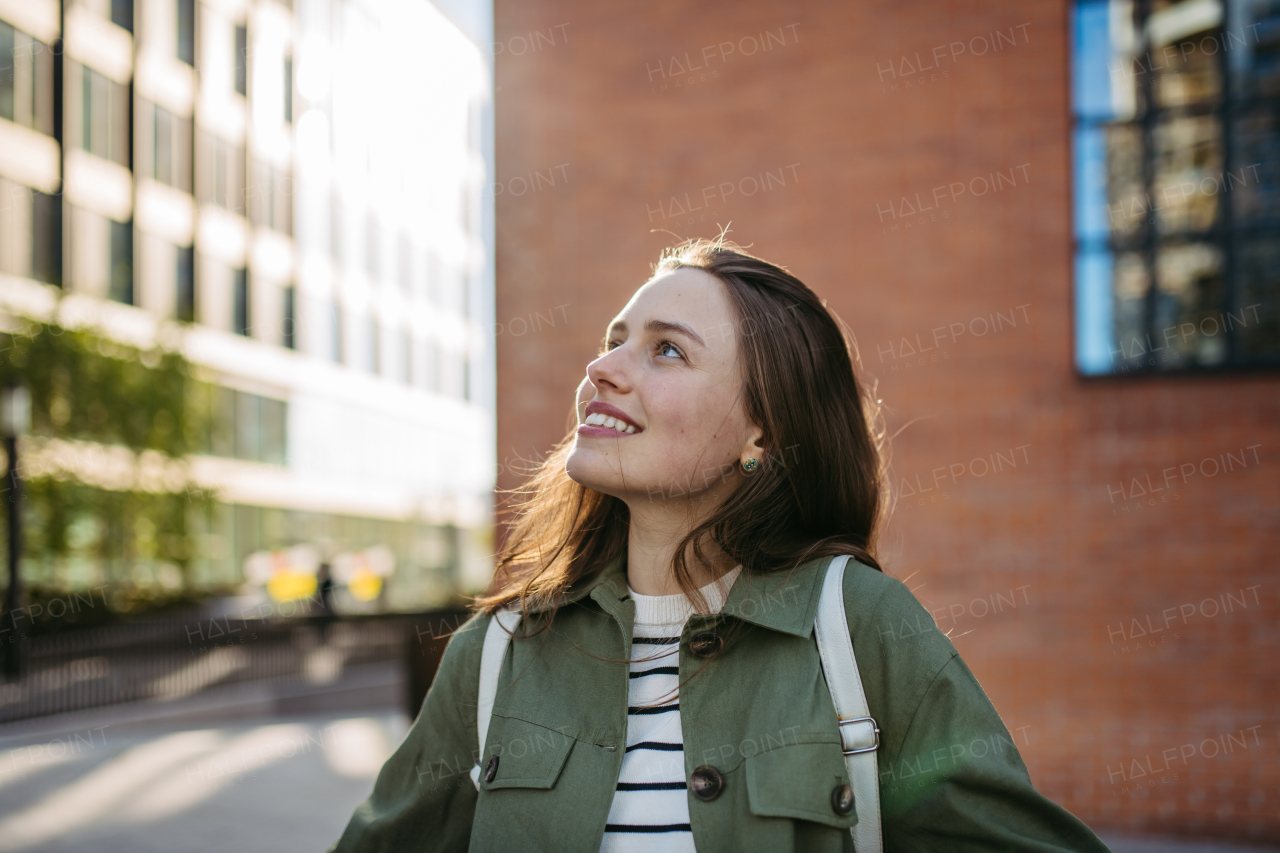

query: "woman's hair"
left=475, top=237, right=887, bottom=619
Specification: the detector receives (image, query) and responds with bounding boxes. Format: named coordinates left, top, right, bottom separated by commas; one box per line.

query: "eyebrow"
left=608, top=318, right=707, bottom=348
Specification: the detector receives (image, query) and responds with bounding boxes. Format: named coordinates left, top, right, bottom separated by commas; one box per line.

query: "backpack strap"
left=814, top=554, right=883, bottom=853
left=470, top=608, right=522, bottom=790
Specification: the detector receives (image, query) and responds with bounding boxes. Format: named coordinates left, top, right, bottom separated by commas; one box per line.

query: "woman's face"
left=565, top=266, right=763, bottom=507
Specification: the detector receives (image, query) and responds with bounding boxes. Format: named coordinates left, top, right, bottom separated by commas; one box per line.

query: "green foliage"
left=0, top=321, right=208, bottom=455
left=0, top=319, right=218, bottom=622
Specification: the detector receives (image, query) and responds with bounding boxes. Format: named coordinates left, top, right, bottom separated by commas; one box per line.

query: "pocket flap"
left=482, top=715, right=575, bottom=790
left=745, top=742, right=859, bottom=829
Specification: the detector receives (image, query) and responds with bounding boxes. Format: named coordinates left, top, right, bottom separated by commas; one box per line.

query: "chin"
left=566, top=446, right=643, bottom=501
left=564, top=446, right=611, bottom=491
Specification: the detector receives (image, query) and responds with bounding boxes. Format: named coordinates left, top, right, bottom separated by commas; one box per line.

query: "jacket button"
left=689, top=631, right=723, bottom=659
left=831, top=783, right=855, bottom=815
left=483, top=755, right=499, bottom=783
left=690, top=765, right=723, bottom=801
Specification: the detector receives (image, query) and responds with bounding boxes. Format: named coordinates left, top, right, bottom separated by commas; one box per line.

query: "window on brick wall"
left=1071, top=0, right=1280, bottom=375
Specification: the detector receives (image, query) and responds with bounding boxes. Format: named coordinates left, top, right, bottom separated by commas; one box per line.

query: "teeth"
left=585, top=412, right=638, bottom=433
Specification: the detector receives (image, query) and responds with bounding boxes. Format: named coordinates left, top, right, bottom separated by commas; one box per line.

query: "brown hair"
left=475, top=237, right=887, bottom=620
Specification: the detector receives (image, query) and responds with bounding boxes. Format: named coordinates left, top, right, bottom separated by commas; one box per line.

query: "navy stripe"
left=625, top=741, right=683, bottom=753
left=632, top=637, right=680, bottom=646
left=629, top=666, right=680, bottom=679
left=616, top=781, right=687, bottom=791
left=628, top=703, right=679, bottom=715
left=604, top=824, right=693, bottom=833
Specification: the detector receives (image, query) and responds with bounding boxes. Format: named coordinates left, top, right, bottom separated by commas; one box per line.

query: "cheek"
left=645, top=381, right=742, bottom=455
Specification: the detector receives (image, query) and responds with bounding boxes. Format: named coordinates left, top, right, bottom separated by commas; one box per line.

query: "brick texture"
left=494, top=0, right=1279, bottom=841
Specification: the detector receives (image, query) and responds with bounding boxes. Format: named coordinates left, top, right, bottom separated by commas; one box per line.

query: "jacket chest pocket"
left=480, top=715, right=576, bottom=790
left=745, top=741, right=859, bottom=830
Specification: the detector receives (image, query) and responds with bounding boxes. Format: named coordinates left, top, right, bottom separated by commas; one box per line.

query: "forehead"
left=612, top=266, right=730, bottom=326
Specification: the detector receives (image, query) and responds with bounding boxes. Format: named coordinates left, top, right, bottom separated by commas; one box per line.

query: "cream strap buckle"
left=470, top=608, right=521, bottom=790
left=814, top=554, right=883, bottom=853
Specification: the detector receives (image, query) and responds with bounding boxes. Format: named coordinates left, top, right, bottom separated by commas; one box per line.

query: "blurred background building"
left=0, top=0, right=496, bottom=618
left=0, top=0, right=1276, bottom=850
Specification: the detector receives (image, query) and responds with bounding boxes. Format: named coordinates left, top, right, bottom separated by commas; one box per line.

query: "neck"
left=624, top=496, right=737, bottom=596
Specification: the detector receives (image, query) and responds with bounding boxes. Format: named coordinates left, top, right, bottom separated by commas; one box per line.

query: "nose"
left=585, top=346, right=631, bottom=397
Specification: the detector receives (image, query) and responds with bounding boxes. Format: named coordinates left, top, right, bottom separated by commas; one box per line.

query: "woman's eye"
left=598, top=339, right=621, bottom=356
left=656, top=340, right=683, bottom=359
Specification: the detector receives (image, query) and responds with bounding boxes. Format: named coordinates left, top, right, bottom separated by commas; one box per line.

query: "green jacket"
left=329, top=553, right=1110, bottom=852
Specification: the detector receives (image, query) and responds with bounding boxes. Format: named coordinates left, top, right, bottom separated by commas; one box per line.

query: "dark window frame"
left=1070, top=0, right=1280, bottom=377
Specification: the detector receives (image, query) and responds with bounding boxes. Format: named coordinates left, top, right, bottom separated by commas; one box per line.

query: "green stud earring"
left=741, top=458, right=759, bottom=473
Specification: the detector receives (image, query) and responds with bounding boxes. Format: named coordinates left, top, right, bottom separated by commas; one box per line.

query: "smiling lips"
left=580, top=402, right=643, bottom=436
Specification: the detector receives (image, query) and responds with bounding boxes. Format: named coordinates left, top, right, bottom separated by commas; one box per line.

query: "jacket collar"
left=523, top=549, right=833, bottom=639
left=514, top=551, right=629, bottom=614
left=719, top=554, right=831, bottom=637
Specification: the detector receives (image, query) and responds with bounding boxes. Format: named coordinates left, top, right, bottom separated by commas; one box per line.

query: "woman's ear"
left=740, top=425, right=767, bottom=467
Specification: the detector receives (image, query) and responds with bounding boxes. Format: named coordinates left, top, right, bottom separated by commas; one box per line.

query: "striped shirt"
left=599, top=566, right=741, bottom=853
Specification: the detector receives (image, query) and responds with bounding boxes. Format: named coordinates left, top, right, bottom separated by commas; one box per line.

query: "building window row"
left=108, top=218, right=133, bottom=304
left=140, top=100, right=195, bottom=193
left=249, top=159, right=293, bottom=235
left=0, top=180, right=60, bottom=285
left=196, top=130, right=245, bottom=213
left=79, top=65, right=131, bottom=167
left=329, top=195, right=469, bottom=315
left=329, top=301, right=472, bottom=399
left=207, top=386, right=287, bottom=466
left=0, top=22, right=55, bottom=134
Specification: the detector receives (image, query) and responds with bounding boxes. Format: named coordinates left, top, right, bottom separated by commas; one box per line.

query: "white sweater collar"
left=628, top=565, right=743, bottom=630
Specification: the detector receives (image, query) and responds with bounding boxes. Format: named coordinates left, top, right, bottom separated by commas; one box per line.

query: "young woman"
left=329, top=240, right=1111, bottom=852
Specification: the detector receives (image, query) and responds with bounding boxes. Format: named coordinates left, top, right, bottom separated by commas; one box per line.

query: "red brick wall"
left=493, top=0, right=1279, bottom=841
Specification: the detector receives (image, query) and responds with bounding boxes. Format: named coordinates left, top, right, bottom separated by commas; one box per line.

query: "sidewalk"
left=0, top=663, right=409, bottom=853
left=0, top=665, right=1273, bottom=853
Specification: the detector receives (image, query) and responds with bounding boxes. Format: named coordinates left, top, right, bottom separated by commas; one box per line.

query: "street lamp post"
left=2, top=384, right=31, bottom=681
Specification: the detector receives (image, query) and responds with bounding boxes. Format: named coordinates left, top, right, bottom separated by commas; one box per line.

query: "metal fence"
left=0, top=609, right=470, bottom=725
